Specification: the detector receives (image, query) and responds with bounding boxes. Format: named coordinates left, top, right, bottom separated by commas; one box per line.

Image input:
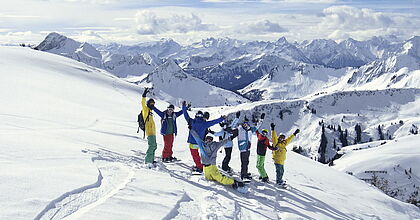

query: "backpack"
left=137, top=112, right=145, bottom=132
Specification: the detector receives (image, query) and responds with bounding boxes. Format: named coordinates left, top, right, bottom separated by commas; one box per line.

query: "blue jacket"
left=183, top=105, right=224, bottom=144
left=152, top=107, right=183, bottom=135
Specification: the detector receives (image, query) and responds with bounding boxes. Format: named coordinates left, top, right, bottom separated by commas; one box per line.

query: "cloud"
left=320, top=6, right=393, bottom=31
left=316, top=6, right=419, bottom=40
left=135, top=10, right=214, bottom=35
left=235, top=19, right=288, bottom=34
left=72, top=30, right=106, bottom=42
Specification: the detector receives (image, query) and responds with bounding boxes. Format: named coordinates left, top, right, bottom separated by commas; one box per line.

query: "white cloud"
left=316, top=6, right=420, bottom=41
left=135, top=10, right=214, bottom=35
left=320, top=6, right=393, bottom=31
left=235, top=20, right=288, bottom=34
left=72, top=30, right=105, bottom=43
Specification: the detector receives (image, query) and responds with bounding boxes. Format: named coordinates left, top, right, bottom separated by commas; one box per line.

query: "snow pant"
left=145, top=135, right=157, bottom=163
left=162, top=134, right=174, bottom=158
left=189, top=143, right=203, bottom=170
left=204, top=165, right=234, bottom=185
left=221, top=147, right=233, bottom=171
left=240, top=150, right=250, bottom=178
left=256, top=155, right=268, bottom=178
left=275, top=163, right=285, bottom=184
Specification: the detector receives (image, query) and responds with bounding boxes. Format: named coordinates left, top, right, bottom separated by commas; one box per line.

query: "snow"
left=1, top=46, right=419, bottom=219
left=333, top=135, right=420, bottom=205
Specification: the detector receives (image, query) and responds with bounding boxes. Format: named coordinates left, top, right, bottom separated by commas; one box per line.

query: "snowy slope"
left=1, top=46, right=419, bottom=219
left=239, top=62, right=348, bottom=100
left=35, top=33, right=158, bottom=78
left=334, top=135, right=420, bottom=206
left=135, top=59, right=248, bottom=107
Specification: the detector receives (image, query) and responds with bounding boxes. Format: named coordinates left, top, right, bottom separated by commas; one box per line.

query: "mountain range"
left=31, top=32, right=420, bottom=206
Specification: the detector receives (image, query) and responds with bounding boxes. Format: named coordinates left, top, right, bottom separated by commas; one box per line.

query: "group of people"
left=140, top=88, right=299, bottom=188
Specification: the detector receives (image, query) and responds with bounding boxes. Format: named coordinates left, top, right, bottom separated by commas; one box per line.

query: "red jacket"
left=256, top=130, right=277, bottom=156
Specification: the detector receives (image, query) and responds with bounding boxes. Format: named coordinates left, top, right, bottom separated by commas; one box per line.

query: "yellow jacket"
left=272, top=130, right=295, bottom=165
left=141, top=97, right=156, bottom=136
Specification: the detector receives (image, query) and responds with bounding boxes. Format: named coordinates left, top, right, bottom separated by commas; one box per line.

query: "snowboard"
left=162, top=158, right=181, bottom=163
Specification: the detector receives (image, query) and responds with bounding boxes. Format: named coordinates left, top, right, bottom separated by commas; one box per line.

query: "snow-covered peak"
left=152, top=59, right=187, bottom=80
left=196, top=37, right=241, bottom=49
left=401, top=36, right=420, bottom=58
left=275, top=36, right=289, bottom=45
left=35, top=32, right=81, bottom=54
left=138, top=60, right=248, bottom=107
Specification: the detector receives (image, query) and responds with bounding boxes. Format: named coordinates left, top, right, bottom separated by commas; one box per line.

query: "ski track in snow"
left=77, top=147, right=362, bottom=219
left=34, top=157, right=133, bottom=220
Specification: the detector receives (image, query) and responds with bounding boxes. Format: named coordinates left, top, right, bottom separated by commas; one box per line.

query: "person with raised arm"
left=152, top=103, right=183, bottom=162
left=141, top=88, right=157, bottom=168
left=271, top=122, right=300, bottom=186
left=182, top=101, right=225, bottom=173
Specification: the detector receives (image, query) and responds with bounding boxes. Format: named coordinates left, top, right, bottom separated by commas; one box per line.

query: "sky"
left=0, top=0, right=419, bottom=45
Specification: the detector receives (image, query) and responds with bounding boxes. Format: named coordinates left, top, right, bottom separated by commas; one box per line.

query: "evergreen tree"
left=319, top=124, right=328, bottom=163
left=378, top=125, right=384, bottom=140
left=355, top=124, right=362, bottom=143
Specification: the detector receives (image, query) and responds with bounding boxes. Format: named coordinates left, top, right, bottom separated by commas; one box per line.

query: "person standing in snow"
left=152, top=104, right=183, bottom=162
left=141, top=88, right=157, bottom=167
left=189, top=128, right=244, bottom=189
left=236, top=111, right=265, bottom=181
left=182, top=101, right=225, bottom=173
left=212, top=117, right=239, bottom=173
left=271, top=123, right=300, bottom=186
left=255, top=129, right=278, bottom=182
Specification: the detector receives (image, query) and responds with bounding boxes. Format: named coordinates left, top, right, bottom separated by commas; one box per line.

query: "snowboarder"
left=235, top=111, right=265, bottom=181
left=212, top=117, right=239, bottom=173
left=152, top=104, right=183, bottom=162
left=189, top=128, right=244, bottom=190
left=182, top=101, right=225, bottom=173
left=271, top=123, right=300, bottom=186
left=141, top=88, right=157, bottom=167
left=256, top=129, right=278, bottom=182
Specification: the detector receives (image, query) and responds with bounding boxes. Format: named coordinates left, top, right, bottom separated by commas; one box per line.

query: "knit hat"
left=167, top=104, right=175, bottom=109
left=262, top=129, right=269, bottom=135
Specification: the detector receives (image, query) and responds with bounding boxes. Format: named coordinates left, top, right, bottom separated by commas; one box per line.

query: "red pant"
left=162, top=134, right=174, bottom=158
left=189, top=147, right=203, bottom=170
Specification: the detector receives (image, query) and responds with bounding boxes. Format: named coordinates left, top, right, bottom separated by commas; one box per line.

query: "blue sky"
left=0, top=0, right=419, bottom=45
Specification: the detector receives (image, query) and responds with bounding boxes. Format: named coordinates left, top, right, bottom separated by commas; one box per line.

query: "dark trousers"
left=222, top=147, right=233, bottom=171
left=240, top=150, right=250, bottom=178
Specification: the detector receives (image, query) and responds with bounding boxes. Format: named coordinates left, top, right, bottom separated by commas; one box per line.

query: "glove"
left=142, top=88, right=149, bottom=97
left=187, top=102, right=192, bottom=108
left=261, top=113, right=265, bottom=119
left=270, top=123, right=275, bottom=130
left=236, top=111, right=240, bottom=118
left=294, top=129, right=300, bottom=136
left=208, top=129, right=215, bottom=134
